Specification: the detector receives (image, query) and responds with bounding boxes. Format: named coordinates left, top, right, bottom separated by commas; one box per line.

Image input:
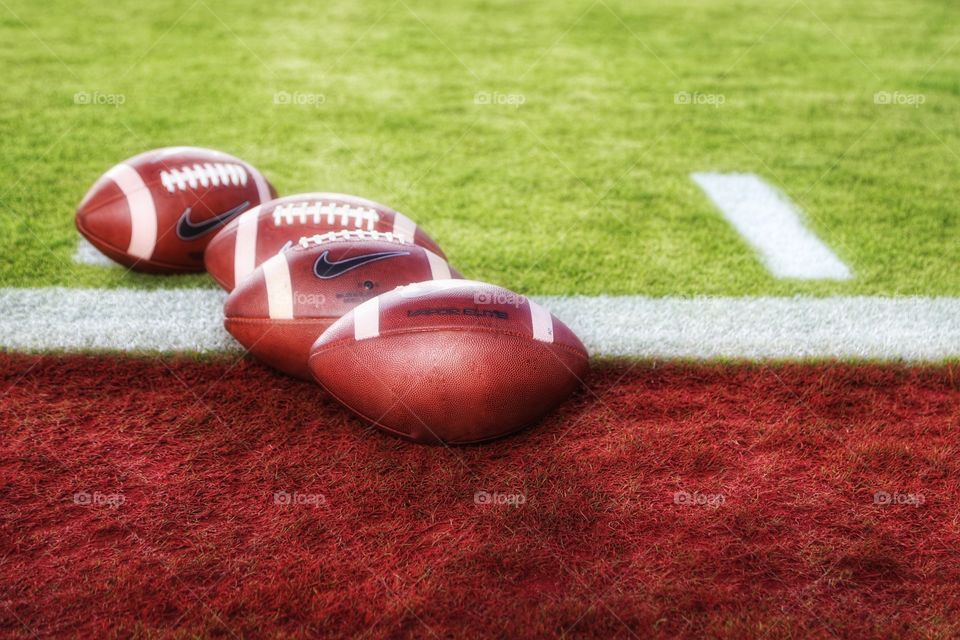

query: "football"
left=76, top=146, right=276, bottom=272
left=204, top=192, right=446, bottom=290
left=224, top=230, right=457, bottom=379
left=308, top=280, right=589, bottom=444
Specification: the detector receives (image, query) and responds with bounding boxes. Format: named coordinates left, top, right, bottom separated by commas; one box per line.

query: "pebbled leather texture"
left=309, top=281, right=589, bottom=444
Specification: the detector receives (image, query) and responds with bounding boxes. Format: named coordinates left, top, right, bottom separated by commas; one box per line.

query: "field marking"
left=692, top=172, right=852, bottom=280
left=2, top=288, right=959, bottom=360
left=73, top=237, right=117, bottom=267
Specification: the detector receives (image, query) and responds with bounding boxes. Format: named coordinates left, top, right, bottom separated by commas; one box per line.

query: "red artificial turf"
left=1, top=353, right=959, bottom=639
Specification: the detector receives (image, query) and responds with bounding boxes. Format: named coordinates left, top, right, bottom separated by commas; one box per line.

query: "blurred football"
left=308, top=280, right=589, bottom=444
left=205, top=192, right=445, bottom=290
left=76, top=146, right=276, bottom=272
left=224, top=230, right=457, bottom=379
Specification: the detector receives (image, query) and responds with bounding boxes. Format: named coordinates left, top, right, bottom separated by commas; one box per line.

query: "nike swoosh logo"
left=175, top=201, right=250, bottom=240
left=313, top=250, right=410, bottom=279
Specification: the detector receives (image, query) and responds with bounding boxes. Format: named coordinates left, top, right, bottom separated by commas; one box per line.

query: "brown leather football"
left=76, top=146, right=276, bottom=272
left=204, top=192, right=445, bottom=291
left=223, top=231, right=457, bottom=380
left=308, top=280, right=589, bottom=444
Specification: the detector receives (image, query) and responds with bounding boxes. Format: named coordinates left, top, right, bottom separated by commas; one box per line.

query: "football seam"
left=310, top=325, right=589, bottom=360
left=224, top=316, right=338, bottom=325
left=75, top=216, right=198, bottom=271
left=76, top=188, right=134, bottom=212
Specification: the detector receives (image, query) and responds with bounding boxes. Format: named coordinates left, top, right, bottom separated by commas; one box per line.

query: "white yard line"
left=1, top=288, right=958, bottom=360
left=73, top=237, right=118, bottom=267
left=545, top=295, right=958, bottom=360
left=0, top=288, right=230, bottom=352
left=692, top=172, right=852, bottom=280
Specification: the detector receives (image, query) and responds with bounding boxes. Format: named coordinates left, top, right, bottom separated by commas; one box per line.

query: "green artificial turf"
left=0, top=0, right=957, bottom=295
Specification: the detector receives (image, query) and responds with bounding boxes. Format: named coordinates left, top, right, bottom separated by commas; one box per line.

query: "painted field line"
left=0, top=288, right=230, bottom=352
left=1, top=288, right=959, bottom=360
left=692, top=172, right=852, bottom=280
left=74, top=237, right=117, bottom=267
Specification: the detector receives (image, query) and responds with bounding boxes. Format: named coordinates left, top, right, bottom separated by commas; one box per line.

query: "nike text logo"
left=313, top=250, right=410, bottom=279
left=176, top=201, right=250, bottom=240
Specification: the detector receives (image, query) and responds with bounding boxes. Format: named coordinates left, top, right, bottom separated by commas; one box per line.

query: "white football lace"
left=272, top=201, right=381, bottom=229
left=296, top=229, right=408, bottom=249
left=160, top=163, right=249, bottom=193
